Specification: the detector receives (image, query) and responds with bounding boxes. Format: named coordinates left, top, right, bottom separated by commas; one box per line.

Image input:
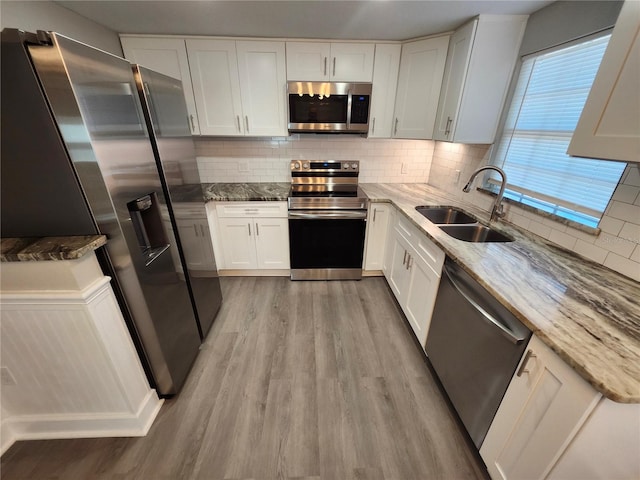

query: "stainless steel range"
left=288, top=160, right=368, bottom=280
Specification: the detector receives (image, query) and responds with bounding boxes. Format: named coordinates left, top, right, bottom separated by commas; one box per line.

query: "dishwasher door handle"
left=443, top=265, right=526, bottom=345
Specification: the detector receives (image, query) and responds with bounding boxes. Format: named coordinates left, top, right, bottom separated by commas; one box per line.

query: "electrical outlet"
left=401, top=163, right=408, bottom=174
left=1, top=367, right=16, bottom=386
left=454, top=169, right=461, bottom=184
left=238, top=162, right=249, bottom=172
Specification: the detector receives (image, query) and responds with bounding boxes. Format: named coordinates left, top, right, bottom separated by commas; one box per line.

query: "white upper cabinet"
left=392, top=36, right=450, bottom=139
left=433, top=15, right=528, bottom=143
left=186, top=39, right=287, bottom=137
left=120, top=36, right=200, bottom=134
left=286, top=42, right=375, bottom=82
left=368, top=44, right=402, bottom=138
left=568, top=0, right=640, bottom=163
left=235, top=41, right=288, bottom=136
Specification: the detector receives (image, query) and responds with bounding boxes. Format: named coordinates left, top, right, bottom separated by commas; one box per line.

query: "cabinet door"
left=480, top=335, right=601, bottom=480
left=186, top=39, right=244, bottom=136
left=286, top=42, right=331, bottom=81
left=330, top=42, right=375, bottom=82
left=369, top=44, right=402, bottom=138
left=568, top=0, right=640, bottom=163
left=175, top=218, right=215, bottom=270
left=255, top=218, right=290, bottom=269
left=218, top=218, right=257, bottom=269
left=364, top=203, right=391, bottom=270
left=432, top=20, right=476, bottom=141
left=387, top=232, right=410, bottom=301
left=393, top=36, right=449, bottom=139
left=404, top=251, right=441, bottom=347
left=236, top=41, right=287, bottom=136
left=120, top=36, right=200, bottom=134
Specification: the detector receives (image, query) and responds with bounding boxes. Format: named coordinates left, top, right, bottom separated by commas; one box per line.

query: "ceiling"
left=54, top=0, right=553, bottom=41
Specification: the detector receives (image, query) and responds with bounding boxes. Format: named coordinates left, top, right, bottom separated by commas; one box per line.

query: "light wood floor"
left=1, top=277, right=489, bottom=480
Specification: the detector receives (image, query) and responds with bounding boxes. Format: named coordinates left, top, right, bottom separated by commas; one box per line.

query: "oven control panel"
left=290, top=160, right=359, bottom=173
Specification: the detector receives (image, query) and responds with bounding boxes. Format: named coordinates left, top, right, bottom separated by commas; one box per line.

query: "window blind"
left=491, top=33, right=626, bottom=228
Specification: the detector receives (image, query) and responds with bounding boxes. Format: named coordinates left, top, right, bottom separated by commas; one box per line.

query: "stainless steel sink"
left=415, top=206, right=477, bottom=224
left=439, top=225, right=513, bottom=243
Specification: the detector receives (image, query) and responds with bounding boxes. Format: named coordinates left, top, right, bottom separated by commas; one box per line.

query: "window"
left=490, top=33, right=627, bottom=228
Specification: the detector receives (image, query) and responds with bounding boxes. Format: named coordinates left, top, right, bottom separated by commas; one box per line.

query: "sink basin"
left=439, top=225, right=513, bottom=243
left=415, top=206, right=477, bottom=224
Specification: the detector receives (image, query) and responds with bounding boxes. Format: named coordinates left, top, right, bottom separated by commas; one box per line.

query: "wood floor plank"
left=1, top=277, right=488, bottom=480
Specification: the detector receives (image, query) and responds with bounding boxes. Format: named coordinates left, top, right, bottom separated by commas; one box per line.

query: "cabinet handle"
left=394, top=117, right=399, bottom=136
left=445, top=116, right=452, bottom=137
left=248, top=223, right=251, bottom=236
left=255, top=222, right=259, bottom=236
left=373, top=208, right=377, bottom=222
left=189, top=114, right=196, bottom=132
left=516, top=349, right=537, bottom=377
left=237, top=115, right=242, bottom=132
left=406, top=254, right=412, bottom=270
left=245, top=115, right=249, bottom=133
left=332, top=57, right=336, bottom=76
left=371, top=117, right=375, bottom=134
left=200, top=224, right=205, bottom=236
left=193, top=224, right=199, bottom=237
left=324, top=57, right=327, bottom=76
left=402, top=249, right=408, bottom=266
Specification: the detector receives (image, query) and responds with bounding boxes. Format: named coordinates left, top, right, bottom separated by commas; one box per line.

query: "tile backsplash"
left=194, top=135, right=434, bottom=183
left=429, top=142, right=640, bottom=282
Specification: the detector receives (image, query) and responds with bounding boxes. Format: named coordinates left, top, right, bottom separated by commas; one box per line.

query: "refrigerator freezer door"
left=134, top=65, right=222, bottom=339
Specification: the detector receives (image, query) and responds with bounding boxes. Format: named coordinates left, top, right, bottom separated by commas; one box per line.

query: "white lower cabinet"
left=175, top=218, right=216, bottom=270
left=480, top=335, right=602, bottom=479
left=385, top=211, right=444, bottom=346
left=363, top=203, right=391, bottom=271
left=214, top=202, right=289, bottom=271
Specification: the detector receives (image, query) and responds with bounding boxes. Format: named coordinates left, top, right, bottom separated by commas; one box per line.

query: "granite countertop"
left=1, top=235, right=107, bottom=262
left=202, top=182, right=290, bottom=202
left=360, top=183, right=640, bottom=403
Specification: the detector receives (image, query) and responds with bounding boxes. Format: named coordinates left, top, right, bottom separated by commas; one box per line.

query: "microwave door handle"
left=346, top=89, right=352, bottom=130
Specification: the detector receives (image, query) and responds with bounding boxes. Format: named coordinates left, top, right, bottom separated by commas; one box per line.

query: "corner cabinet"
left=120, top=36, right=200, bottom=134
left=285, top=42, right=375, bottom=82
left=385, top=212, right=444, bottom=346
left=213, top=202, right=289, bottom=272
left=368, top=44, right=402, bottom=138
left=480, top=335, right=602, bottom=479
left=568, top=0, right=640, bottom=163
left=363, top=203, right=391, bottom=271
left=186, top=39, right=287, bottom=136
left=433, top=15, right=527, bottom=143
left=393, top=36, right=450, bottom=139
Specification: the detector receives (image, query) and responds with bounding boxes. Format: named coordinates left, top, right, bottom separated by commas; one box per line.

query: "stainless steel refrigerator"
left=1, top=29, right=221, bottom=396
left=131, top=65, right=222, bottom=340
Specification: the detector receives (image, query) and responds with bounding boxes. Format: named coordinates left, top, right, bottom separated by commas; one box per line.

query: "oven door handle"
left=288, top=210, right=368, bottom=220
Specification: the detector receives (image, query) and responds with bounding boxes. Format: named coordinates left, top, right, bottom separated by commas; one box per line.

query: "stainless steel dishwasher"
left=425, top=258, right=532, bottom=448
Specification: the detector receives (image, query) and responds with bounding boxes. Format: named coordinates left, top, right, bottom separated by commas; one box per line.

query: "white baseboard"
left=218, top=269, right=290, bottom=277
left=1, top=390, right=162, bottom=456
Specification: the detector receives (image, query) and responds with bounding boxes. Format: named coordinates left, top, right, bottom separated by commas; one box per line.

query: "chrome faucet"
left=463, top=166, right=507, bottom=222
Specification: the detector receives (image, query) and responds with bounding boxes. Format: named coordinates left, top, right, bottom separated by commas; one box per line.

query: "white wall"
left=195, top=135, right=434, bottom=184
left=0, top=0, right=122, bottom=56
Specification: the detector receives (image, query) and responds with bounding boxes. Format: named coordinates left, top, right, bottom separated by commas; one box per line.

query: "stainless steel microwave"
left=287, top=81, right=372, bottom=133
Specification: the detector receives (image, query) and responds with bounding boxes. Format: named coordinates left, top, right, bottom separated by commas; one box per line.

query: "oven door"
left=288, top=210, right=367, bottom=280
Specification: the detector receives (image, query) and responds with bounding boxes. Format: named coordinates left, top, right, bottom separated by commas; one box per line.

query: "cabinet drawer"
left=395, top=214, right=444, bottom=276
left=215, top=202, right=288, bottom=218
left=172, top=202, right=206, bottom=219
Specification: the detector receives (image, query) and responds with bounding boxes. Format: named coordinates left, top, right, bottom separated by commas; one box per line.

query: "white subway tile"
left=549, top=230, right=577, bottom=250
left=598, top=215, right=625, bottom=236
left=611, top=184, right=640, bottom=204
left=603, top=252, right=640, bottom=282
left=608, top=201, right=640, bottom=223
left=528, top=220, right=552, bottom=239
left=622, top=165, right=640, bottom=187
left=574, top=239, right=608, bottom=264
left=594, top=232, right=636, bottom=257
